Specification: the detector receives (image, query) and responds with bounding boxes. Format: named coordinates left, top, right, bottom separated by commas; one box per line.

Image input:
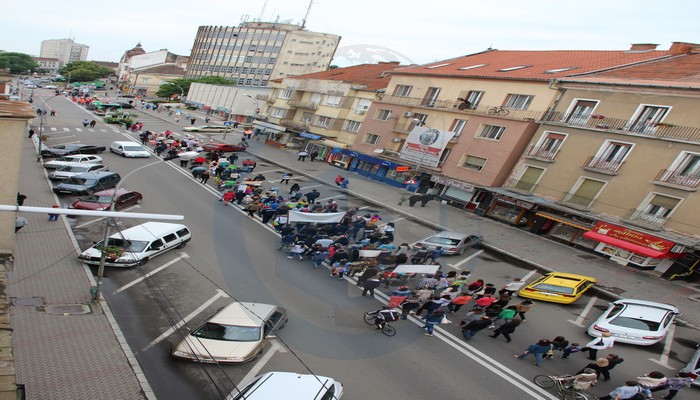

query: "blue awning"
left=340, top=149, right=404, bottom=169
left=299, top=132, right=322, bottom=140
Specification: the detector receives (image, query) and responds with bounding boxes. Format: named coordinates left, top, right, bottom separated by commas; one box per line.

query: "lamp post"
left=92, top=156, right=179, bottom=300
left=36, top=93, right=62, bottom=162
left=244, top=94, right=260, bottom=121
left=398, top=119, right=441, bottom=205
left=165, top=82, right=185, bottom=101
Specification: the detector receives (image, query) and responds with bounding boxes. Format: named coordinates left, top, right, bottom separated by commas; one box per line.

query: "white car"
left=227, top=372, right=342, bottom=400
left=110, top=141, right=151, bottom=158
left=44, top=154, right=103, bottom=169
left=48, top=163, right=108, bottom=180
left=587, top=299, right=679, bottom=346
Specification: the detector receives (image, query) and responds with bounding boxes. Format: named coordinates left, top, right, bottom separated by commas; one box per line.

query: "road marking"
left=75, top=128, right=83, bottom=132
left=114, top=253, right=190, bottom=294
left=50, top=127, right=57, bottom=131
left=649, top=324, right=676, bottom=369
left=88, top=128, right=95, bottom=132
left=237, top=341, right=287, bottom=391
left=318, top=194, right=345, bottom=202
left=568, top=295, right=598, bottom=327
left=522, top=269, right=537, bottom=281
left=63, top=127, right=70, bottom=131
left=448, top=249, right=484, bottom=269
left=359, top=206, right=370, bottom=210
left=100, top=129, right=107, bottom=132
left=143, top=289, right=229, bottom=350
left=74, top=205, right=141, bottom=228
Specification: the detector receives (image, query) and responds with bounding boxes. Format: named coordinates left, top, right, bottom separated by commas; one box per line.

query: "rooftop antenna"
left=301, top=0, right=314, bottom=28
left=258, top=0, right=268, bottom=22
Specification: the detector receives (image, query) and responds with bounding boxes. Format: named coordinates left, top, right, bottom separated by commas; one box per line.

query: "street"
left=23, top=88, right=699, bottom=400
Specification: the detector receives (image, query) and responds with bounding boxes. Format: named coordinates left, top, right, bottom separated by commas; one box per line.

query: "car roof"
left=73, top=171, right=118, bottom=179
left=112, top=222, right=187, bottom=240
left=431, top=231, right=471, bottom=239
left=210, top=302, right=277, bottom=327
left=543, top=272, right=596, bottom=282
left=93, top=189, right=135, bottom=197
left=244, top=372, right=336, bottom=399
left=614, top=299, right=678, bottom=313
left=111, top=141, right=142, bottom=146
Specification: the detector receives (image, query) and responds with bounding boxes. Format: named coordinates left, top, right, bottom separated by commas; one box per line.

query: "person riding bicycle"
left=561, top=368, right=598, bottom=391
left=373, top=308, right=400, bottom=329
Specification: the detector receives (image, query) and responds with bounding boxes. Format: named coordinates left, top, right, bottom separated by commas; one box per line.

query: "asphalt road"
left=29, top=88, right=699, bottom=400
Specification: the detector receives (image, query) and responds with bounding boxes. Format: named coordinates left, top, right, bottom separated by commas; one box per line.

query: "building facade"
left=126, top=64, right=186, bottom=96
left=185, top=21, right=340, bottom=87
left=185, top=82, right=267, bottom=125
left=118, top=45, right=189, bottom=93
left=32, top=58, right=61, bottom=74
left=39, top=39, right=89, bottom=67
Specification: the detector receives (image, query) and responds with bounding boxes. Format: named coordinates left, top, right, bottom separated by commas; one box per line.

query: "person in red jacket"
left=447, top=292, right=473, bottom=314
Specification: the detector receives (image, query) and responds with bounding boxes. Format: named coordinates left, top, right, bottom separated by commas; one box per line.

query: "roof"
left=391, top=49, right=674, bottom=81
left=284, top=62, right=404, bottom=91
left=132, top=64, right=186, bottom=76
left=560, top=52, right=700, bottom=89
left=0, top=100, right=37, bottom=119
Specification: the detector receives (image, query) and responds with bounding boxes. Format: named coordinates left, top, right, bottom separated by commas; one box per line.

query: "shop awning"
left=321, top=139, right=348, bottom=149
left=535, top=212, right=591, bottom=230
left=299, top=132, right=322, bottom=140
left=583, top=231, right=670, bottom=258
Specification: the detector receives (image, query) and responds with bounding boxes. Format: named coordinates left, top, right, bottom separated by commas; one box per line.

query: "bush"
left=104, top=117, right=134, bottom=125
left=186, top=106, right=197, bottom=110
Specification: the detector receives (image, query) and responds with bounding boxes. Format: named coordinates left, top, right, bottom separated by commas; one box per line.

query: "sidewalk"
left=8, top=134, right=152, bottom=399
left=164, top=107, right=700, bottom=328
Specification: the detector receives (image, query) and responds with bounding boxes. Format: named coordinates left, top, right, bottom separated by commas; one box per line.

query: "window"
left=450, top=119, right=468, bottom=136
left=279, top=89, right=293, bottom=99
left=598, top=141, right=633, bottom=163
left=376, top=109, right=392, bottom=121
left=356, top=99, right=371, bottom=113
left=675, top=153, right=700, bottom=177
left=394, top=85, right=413, bottom=97
left=461, top=155, right=487, bottom=171
left=639, top=194, right=681, bottom=221
left=269, top=107, right=286, bottom=118
left=345, top=120, right=361, bottom=132
left=629, top=104, right=671, bottom=133
left=426, top=63, right=452, bottom=69
left=301, top=112, right=314, bottom=122
left=567, top=178, right=605, bottom=207
left=504, top=94, right=533, bottom=110
left=458, top=64, right=487, bottom=70
left=512, top=166, right=544, bottom=192
left=422, top=87, right=441, bottom=107
left=498, top=65, right=531, bottom=72
left=314, top=116, right=331, bottom=128
left=364, top=133, right=380, bottom=145
left=565, top=99, right=598, bottom=125
left=529, top=132, right=566, bottom=160
left=310, top=93, right=322, bottom=104
left=478, top=125, right=505, bottom=140
left=324, top=95, right=342, bottom=106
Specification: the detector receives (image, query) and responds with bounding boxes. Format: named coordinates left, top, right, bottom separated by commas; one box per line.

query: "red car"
left=70, top=189, right=143, bottom=211
left=202, top=143, right=246, bottom=153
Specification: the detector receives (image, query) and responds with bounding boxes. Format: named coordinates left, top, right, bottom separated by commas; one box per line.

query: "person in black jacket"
left=462, top=316, right=492, bottom=340
left=305, top=189, right=320, bottom=204
left=599, top=354, right=624, bottom=381
left=489, top=319, right=521, bottom=342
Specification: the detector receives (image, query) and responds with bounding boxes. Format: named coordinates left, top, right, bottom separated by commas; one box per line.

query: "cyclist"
left=373, top=308, right=400, bottom=330
left=561, top=368, right=598, bottom=391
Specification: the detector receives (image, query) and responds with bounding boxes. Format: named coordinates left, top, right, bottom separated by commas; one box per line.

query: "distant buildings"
left=117, top=43, right=189, bottom=95
left=33, top=57, right=61, bottom=74
left=185, top=21, right=340, bottom=87
left=39, top=39, right=89, bottom=67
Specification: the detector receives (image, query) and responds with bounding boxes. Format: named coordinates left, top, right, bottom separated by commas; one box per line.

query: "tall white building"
left=39, top=39, right=89, bottom=67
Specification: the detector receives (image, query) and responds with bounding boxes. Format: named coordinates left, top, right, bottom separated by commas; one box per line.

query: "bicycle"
left=488, top=106, right=510, bottom=116
left=363, top=309, right=398, bottom=337
left=533, top=375, right=595, bottom=400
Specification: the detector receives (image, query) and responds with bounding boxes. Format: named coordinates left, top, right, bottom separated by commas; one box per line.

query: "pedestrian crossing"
left=51, top=127, right=117, bottom=133
left=45, top=126, right=211, bottom=139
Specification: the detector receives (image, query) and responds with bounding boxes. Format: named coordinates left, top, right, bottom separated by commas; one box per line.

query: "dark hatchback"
left=53, top=172, right=121, bottom=196
left=41, top=144, right=106, bottom=158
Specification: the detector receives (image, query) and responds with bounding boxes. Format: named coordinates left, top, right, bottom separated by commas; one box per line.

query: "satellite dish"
left=373, top=148, right=384, bottom=154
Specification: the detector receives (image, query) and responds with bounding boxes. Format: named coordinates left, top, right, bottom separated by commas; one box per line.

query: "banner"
left=288, top=210, right=346, bottom=224
left=392, top=264, right=442, bottom=274
left=399, top=126, right=455, bottom=167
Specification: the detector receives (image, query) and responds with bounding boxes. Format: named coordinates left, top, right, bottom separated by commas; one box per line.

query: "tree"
left=67, top=69, right=102, bottom=82
left=0, top=52, right=39, bottom=74
left=60, top=61, right=113, bottom=78
left=195, top=76, right=236, bottom=85
left=155, top=76, right=237, bottom=98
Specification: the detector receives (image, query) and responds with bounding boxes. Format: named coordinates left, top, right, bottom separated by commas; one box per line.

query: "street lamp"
left=244, top=94, right=260, bottom=120
left=398, top=118, right=442, bottom=205
left=165, top=82, right=185, bottom=100
left=36, top=93, right=62, bottom=162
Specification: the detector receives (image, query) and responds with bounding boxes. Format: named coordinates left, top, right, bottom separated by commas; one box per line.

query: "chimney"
left=629, top=43, right=658, bottom=51
left=668, top=41, right=700, bottom=55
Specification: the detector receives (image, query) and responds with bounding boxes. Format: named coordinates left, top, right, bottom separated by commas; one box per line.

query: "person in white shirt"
left=501, top=278, right=526, bottom=296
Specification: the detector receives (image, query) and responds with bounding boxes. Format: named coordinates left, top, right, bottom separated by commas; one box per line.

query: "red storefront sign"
left=583, top=222, right=679, bottom=258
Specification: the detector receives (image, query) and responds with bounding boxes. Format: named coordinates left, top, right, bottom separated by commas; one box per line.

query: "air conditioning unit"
left=391, top=138, right=403, bottom=143
left=356, top=110, right=366, bottom=115
left=403, top=112, right=414, bottom=117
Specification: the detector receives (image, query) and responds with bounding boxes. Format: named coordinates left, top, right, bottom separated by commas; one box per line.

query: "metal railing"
left=281, top=119, right=309, bottom=130
left=502, top=177, right=537, bottom=193
left=255, top=94, right=269, bottom=101
left=523, top=145, right=559, bottom=161
left=624, top=209, right=668, bottom=229
left=265, top=97, right=276, bottom=104
left=540, top=111, right=700, bottom=142
left=652, top=169, right=700, bottom=189
left=377, top=95, right=546, bottom=120
left=288, top=100, right=319, bottom=111
left=559, top=192, right=595, bottom=208
left=582, top=156, right=624, bottom=174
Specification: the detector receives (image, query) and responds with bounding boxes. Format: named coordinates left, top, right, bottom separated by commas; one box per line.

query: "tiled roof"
left=132, top=64, right=185, bottom=75
left=562, top=53, right=700, bottom=88
left=0, top=100, right=37, bottom=118
left=391, top=49, right=674, bottom=81
left=285, top=62, right=404, bottom=91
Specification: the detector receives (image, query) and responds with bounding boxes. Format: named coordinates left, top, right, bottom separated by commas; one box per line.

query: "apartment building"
left=503, top=42, right=700, bottom=276
left=185, top=21, right=340, bottom=87
left=260, top=62, right=400, bottom=160
left=33, top=57, right=61, bottom=74
left=39, top=38, right=89, bottom=67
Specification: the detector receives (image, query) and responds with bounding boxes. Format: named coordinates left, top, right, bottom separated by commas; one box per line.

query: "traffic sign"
left=396, top=166, right=410, bottom=172
left=223, top=121, right=233, bottom=126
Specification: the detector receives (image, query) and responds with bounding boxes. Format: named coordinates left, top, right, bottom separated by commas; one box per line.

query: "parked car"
left=202, top=143, right=246, bottom=153
left=183, top=125, right=233, bottom=133
left=114, top=102, right=134, bottom=109
left=172, top=302, right=287, bottom=364
left=680, top=342, right=700, bottom=387
left=44, top=154, right=103, bottom=169
left=52, top=171, right=121, bottom=196
left=413, top=231, right=483, bottom=255
left=48, top=163, right=108, bottom=180
left=109, top=141, right=151, bottom=158
left=587, top=299, right=679, bottom=346
left=70, top=189, right=143, bottom=211
left=518, top=272, right=595, bottom=304
left=227, top=372, right=342, bottom=400
left=41, top=144, right=106, bottom=158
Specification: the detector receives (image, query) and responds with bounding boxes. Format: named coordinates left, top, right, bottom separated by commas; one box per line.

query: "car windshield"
left=80, top=195, right=111, bottom=204
left=609, top=315, right=662, bottom=331
left=425, top=236, right=461, bottom=246
left=192, top=323, right=261, bottom=342
left=123, top=146, right=145, bottom=151
left=104, top=238, right=149, bottom=253
left=64, top=177, right=89, bottom=185
left=70, top=166, right=91, bottom=172
left=531, top=283, right=575, bottom=295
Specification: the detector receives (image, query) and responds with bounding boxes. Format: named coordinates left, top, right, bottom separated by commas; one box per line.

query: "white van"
left=78, top=222, right=191, bottom=267
left=227, top=372, right=343, bottom=400
left=110, top=141, right=151, bottom=158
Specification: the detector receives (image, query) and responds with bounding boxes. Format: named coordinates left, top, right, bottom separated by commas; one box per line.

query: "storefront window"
left=488, top=203, right=521, bottom=223
left=548, top=224, right=580, bottom=242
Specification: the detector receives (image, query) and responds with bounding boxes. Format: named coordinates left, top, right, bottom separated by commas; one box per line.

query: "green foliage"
left=195, top=76, right=236, bottom=85
left=0, top=52, right=39, bottom=74
left=67, top=69, right=102, bottom=82
left=60, top=61, right=113, bottom=78
left=104, top=117, right=134, bottom=125
left=155, top=76, right=236, bottom=98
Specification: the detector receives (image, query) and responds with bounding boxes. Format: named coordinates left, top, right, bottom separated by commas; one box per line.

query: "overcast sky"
left=2, top=0, right=697, bottom=66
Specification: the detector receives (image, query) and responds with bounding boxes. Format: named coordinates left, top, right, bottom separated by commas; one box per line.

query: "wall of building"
left=0, top=117, right=29, bottom=254
left=186, top=83, right=269, bottom=116
left=129, top=51, right=170, bottom=70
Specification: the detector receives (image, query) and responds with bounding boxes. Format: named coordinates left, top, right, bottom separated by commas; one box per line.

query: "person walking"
left=15, top=216, right=28, bottom=232
left=599, top=381, right=651, bottom=400
left=335, top=175, right=344, bottom=186
left=514, top=339, right=551, bottom=366
left=575, top=357, right=610, bottom=379
left=650, top=372, right=693, bottom=400
left=309, top=150, right=319, bottom=161
left=89, top=120, right=97, bottom=128
left=399, top=296, right=421, bottom=320
left=583, top=332, right=615, bottom=360
left=16, top=192, right=27, bottom=206
left=199, top=169, right=210, bottom=184
left=297, top=150, right=309, bottom=161
left=48, top=204, right=60, bottom=221
left=28, top=128, right=35, bottom=138
left=422, top=309, right=444, bottom=337
left=361, top=277, right=381, bottom=296
left=489, top=305, right=517, bottom=328
left=82, top=119, right=89, bottom=127
left=305, top=189, right=320, bottom=204
left=489, top=318, right=521, bottom=342
left=340, top=178, right=349, bottom=189
left=190, top=117, right=197, bottom=125
left=500, top=278, right=526, bottom=296
left=447, top=292, right=472, bottom=314
left=280, top=173, right=292, bottom=184
left=461, top=315, right=491, bottom=340
left=516, top=299, right=535, bottom=321
left=599, top=354, right=624, bottom=381
left=357, top=265, right=379, bottom=287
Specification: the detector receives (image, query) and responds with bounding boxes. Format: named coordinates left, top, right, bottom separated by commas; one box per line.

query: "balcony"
left=652, top=169, right=700, bottom=191
left=502, top=177, right=537, bottom=193
left=281, top=119, right=309, bottom=131
left=523, top=145, right=558, bottom=162
left=582, top=156, right=623, bottom=175
left=255, top=94, right=269, bottom=102
left=288, top=100, right=319, bottom=111
left=540, top=111, right=700, bottom=142
left=622, top=209, right=668, bottom=230
left=558, top=192, right=595, bottom=210
left=377, top=95, right=545, bottom=120
left=265, top=97, right=276, bottom=104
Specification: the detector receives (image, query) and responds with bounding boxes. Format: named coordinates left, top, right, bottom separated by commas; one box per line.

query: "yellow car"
left=518, top=272, right=596, bottom=304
